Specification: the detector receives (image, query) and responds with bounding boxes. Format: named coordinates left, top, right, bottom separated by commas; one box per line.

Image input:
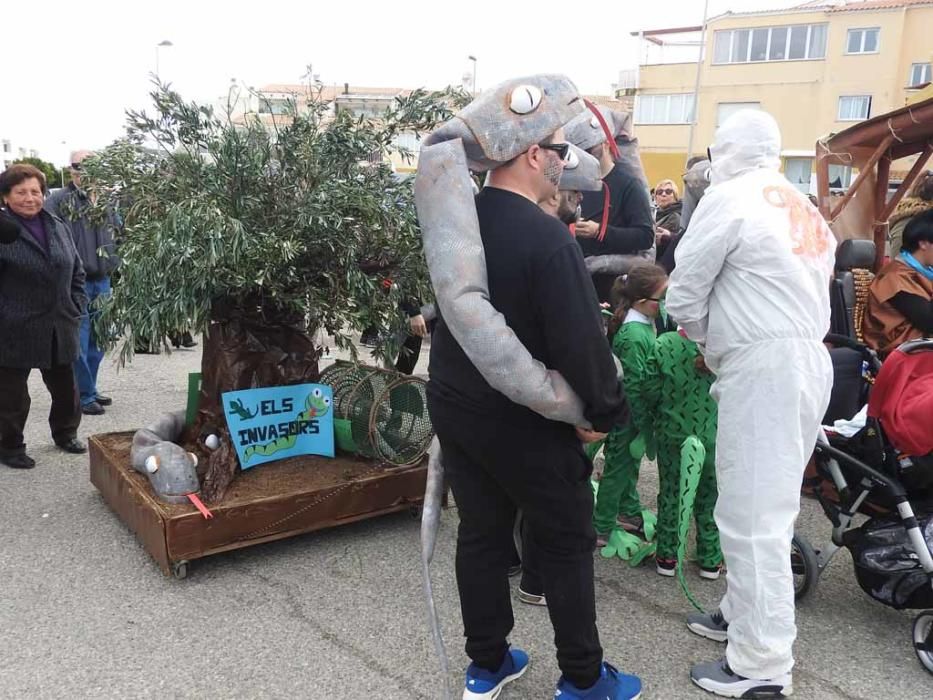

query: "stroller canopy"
left=868, top=342, right=933, bottom=457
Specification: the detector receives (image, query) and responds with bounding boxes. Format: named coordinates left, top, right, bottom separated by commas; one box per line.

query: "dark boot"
left=1, top=452, right=36, bottom=469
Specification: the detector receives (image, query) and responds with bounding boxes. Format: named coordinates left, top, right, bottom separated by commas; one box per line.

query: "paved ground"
left=1, top=339, right=930, bottom=699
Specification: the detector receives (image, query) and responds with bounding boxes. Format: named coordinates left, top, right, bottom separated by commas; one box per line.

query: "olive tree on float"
left=82, top=80, right=466, bottom=500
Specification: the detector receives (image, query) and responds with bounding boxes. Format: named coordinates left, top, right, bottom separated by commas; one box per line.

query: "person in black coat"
left=0, top=164, right=88, bottom=469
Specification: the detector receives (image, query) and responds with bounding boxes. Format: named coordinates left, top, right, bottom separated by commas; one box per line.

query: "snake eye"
left=323, top=396, right=331, bottom=406
left=509, top=85, right=542, bottom=115
left=145, top=456, right=159, bottom=473
left=313, top=388, right=322, bottom=398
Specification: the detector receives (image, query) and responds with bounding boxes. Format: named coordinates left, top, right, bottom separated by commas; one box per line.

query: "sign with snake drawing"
left=222, top=383, right=335, bottom=468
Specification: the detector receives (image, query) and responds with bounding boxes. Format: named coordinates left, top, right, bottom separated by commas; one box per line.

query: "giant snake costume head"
left=559, top=144, right=603, bottom=195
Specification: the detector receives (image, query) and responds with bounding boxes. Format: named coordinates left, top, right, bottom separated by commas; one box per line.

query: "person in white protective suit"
left=665, top=110, right=835, bottom=698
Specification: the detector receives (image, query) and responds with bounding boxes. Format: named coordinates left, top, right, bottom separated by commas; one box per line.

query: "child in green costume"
left=643, top=329, right=723, bottom=579
left=593, top=264, right=669, bottom=546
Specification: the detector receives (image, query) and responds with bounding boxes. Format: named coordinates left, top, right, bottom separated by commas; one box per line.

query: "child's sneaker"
left=656, top=557, right=676, bottom=577
left=554, top=662, right=642, bottom=699
left=616, top=513, right=644, bottom=534
left=690, top=658, right=792, bottom=697
left=464, top=648, right=529, bottom=699
left=699, top=562, right=724, bottom=580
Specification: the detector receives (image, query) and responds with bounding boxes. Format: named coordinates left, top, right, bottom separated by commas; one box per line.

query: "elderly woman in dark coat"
left=0, top=164, right=88, bottom=469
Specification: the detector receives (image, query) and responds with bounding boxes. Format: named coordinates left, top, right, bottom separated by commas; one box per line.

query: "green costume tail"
left=676, top=436, right=707, bottom=611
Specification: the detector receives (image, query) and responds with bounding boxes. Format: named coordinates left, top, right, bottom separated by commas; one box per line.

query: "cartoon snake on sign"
left=243, top=389, right=331, bottom=462
left=228, top=397, right=258, bottom=421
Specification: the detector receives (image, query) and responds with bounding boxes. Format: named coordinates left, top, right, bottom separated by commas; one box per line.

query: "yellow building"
left=630, top=0, right=933, bottom=191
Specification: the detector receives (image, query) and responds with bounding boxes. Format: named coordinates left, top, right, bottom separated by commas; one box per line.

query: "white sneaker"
left=517, top=588, right=547, bottom=607
left=691, top=658, right=792, bottom=698
left=686, top=609, right=729, bottom=643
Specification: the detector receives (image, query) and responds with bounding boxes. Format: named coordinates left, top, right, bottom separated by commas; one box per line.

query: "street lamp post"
left=60, top=140, right=67, bottom=189
left=155, top=39, right=173, bottom=78
left=684, top=0, right=710, bottom=167
left=468, top=55, right=477, bottom=97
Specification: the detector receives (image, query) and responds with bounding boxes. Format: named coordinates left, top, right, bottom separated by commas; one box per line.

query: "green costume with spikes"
left=593, top=313, right=656, bottom=536
left=643, top=331, right=722, bottom=572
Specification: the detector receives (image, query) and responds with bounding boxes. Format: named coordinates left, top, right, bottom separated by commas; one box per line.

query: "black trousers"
left=0, top=364, right=81, bottom=453
left=428, top=392, right=603, bottom=688
left=394, top=333, right=423, bottom=376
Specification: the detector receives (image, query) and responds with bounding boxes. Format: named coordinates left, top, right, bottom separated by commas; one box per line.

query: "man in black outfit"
left=575, top=139, right=654, bottom=302
left=427, top=123, right=632, bottom=695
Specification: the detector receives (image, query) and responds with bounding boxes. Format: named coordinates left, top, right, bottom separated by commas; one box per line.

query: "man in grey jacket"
left=46, top=150, right=120, bottom=416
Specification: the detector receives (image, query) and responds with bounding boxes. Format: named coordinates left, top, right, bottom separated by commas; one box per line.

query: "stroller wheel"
left=791, top=534, right=820, bottom=601
left=913, top=611, right=933, bottom=675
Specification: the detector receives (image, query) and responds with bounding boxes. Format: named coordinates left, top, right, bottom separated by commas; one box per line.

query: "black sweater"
left=428, top=187, right=628, bottom=434
left=578, top=163, right=654, bottom=302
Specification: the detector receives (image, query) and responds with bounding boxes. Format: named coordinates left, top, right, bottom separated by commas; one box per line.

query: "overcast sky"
left=2, top=0, right=785, bottom=164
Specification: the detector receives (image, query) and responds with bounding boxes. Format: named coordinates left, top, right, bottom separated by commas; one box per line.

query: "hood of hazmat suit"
left=666, top=110, right=835, bottom=367
left=666, top=109, right=835, bottom=682
left=414, top=75, right=593, bottom=427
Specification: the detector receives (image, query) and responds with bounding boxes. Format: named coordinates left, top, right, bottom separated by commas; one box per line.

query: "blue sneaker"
left=464, top=648, right=529, bottom=699
left=555, top=662, right=642, bottom=699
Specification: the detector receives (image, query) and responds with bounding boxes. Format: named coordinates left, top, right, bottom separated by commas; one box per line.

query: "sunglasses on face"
left=656, top=188, right=674, bottom=196
left=538, top=142, right=571, bottom=162
left=70, top=163, right=84, bottom=171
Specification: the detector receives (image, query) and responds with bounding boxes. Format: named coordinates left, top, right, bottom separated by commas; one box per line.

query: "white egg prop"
left=205, top=434, right=220, bottom=450
left=188, top=452, right=199, bottom=467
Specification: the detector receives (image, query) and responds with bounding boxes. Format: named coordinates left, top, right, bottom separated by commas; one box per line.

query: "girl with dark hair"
left=594, top=264, right=668, bottom=549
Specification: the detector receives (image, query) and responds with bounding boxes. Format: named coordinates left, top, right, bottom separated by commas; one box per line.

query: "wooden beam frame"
left=872, top=153, right=892, bottom=272
left=829, top=134, right=895, bottom=221
left=816, top=144, right=832, bottom=220
left=879, top=144, right=933, bottom=222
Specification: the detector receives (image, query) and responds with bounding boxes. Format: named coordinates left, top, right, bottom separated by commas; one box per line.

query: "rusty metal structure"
left=816, top=96, right=933, bottom=271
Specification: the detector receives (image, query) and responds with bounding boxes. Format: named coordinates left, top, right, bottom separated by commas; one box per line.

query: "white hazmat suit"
left=666, top=110, right=835, bottom=680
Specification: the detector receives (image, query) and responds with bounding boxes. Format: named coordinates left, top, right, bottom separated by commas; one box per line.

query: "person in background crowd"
left=46, top=150, right=120, bottom=416
left=888, top=171, right=933, bottom=257
left=395, top=300, right=431, bottom=375
left=667, top=110, right=835, bottom=698
left=0, top=164, right=88, bottom=469
left=658, top=158, right=711, bottom=275
left=565, top=108, right=655, bottom=303
left=653, top=179, right=682, bottom=262
left=863, top=210, right=933, bottom=358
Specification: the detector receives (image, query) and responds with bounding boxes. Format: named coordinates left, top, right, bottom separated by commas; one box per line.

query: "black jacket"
left=46, top=184, right=120, bottom=280
left=578, top=164, right=654, bottom=258
left=428, top=188, right=627, bottom=434
left=0, top=209, right=87, bottom=368
left=578, top=163, right=654, bottom=302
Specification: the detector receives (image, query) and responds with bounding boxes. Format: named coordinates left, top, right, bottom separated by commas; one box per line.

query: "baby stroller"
left=794, top=336, right=933, bottom=676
